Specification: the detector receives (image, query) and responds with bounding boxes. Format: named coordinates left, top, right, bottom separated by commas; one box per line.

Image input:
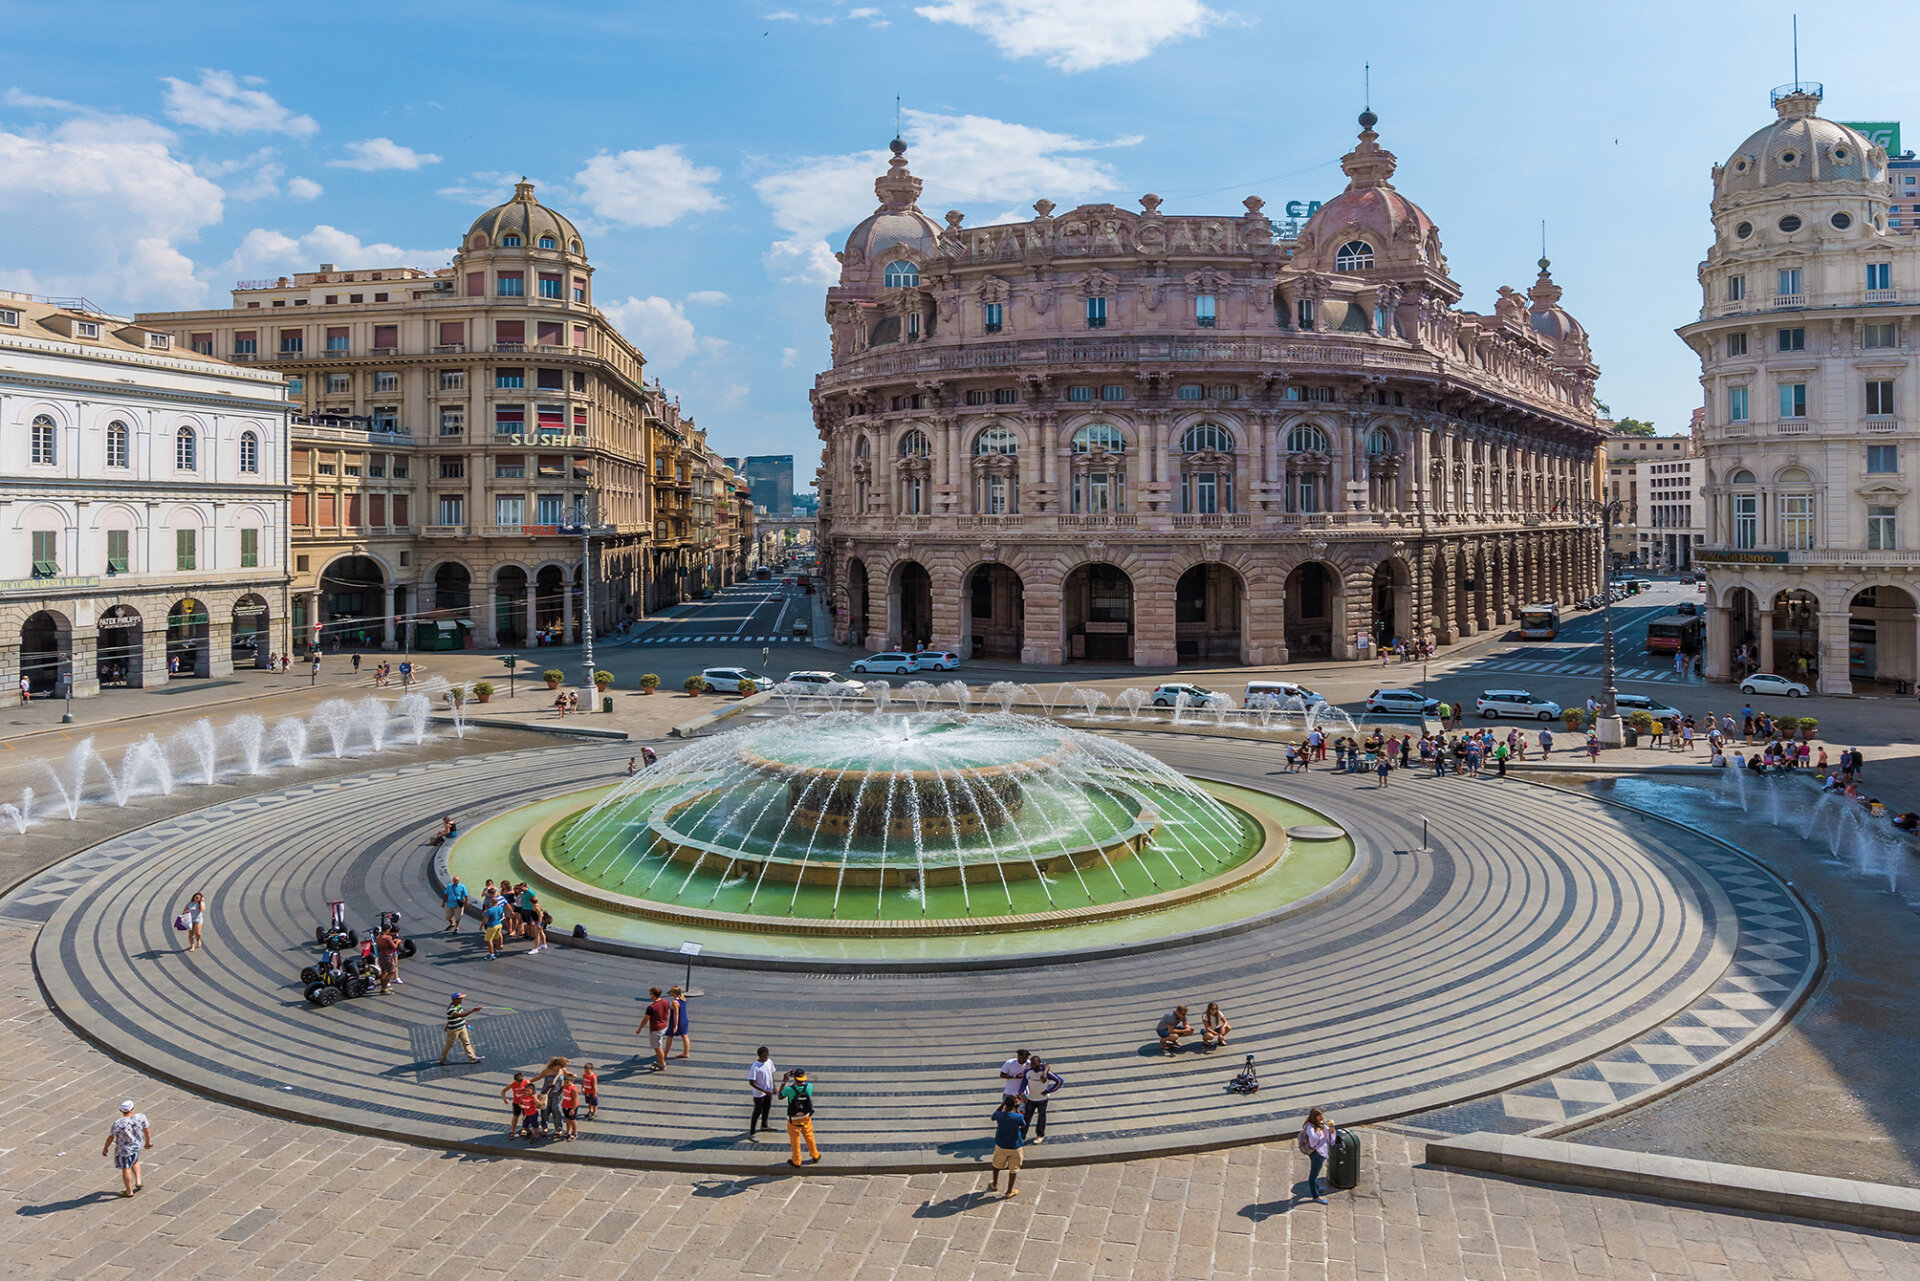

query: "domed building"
left=137, top=181, right=755, bottom=656
left=1681, top=84, right=1920, bottom=693
left=814, top=116, right=1607, bottom=666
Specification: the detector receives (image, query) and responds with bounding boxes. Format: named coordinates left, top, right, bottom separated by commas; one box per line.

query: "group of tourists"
left=1155, top=1003, right=1234, bottom=1052
left=987, top=1049, right=1068, bottom=1196
left=447, top=877, right=548, bottom=959
left=502, top=1057, right=597, bottom=1140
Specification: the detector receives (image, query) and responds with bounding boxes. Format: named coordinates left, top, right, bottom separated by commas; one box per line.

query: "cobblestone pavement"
left=4, top=932, right=1918, bottom=1280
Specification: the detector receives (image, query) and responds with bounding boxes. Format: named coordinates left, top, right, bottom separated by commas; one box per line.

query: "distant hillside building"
left=726, top=455, right=794, bottom=514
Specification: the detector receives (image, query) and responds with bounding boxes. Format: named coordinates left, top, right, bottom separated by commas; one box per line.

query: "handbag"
left=173, top=914, right=189, bottom=931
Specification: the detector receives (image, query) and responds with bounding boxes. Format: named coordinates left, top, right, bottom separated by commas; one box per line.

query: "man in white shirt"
left=747, top=1046, right=777, bottom=1138
left=1000, top=1050, right=1030, bottom=1103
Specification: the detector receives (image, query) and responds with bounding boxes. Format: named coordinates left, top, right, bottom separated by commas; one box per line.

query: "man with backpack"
left=781, top=1068, right=819, bottom=1167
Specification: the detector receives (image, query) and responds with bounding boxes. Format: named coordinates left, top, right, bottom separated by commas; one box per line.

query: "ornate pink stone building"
left=814, top=113, right=1608, bottom=666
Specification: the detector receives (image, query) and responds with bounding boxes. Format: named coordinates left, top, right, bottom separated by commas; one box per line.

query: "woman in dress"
left=180, top=892, right=206, bottom=952
left=669, top=984, right=692, bottom=1058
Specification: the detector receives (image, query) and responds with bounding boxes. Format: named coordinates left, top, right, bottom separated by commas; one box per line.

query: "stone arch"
left=1173, top=561, right=1246, bottom=663
left=494, top=563, right=533, bottom=644
left=317, top=555, right=387, bottom=649
left=19, top=608, right=72, bottom=694
left=96, top=604, right=143, bottom=688
left=1771, top=587, right=1820, bottom=680
left=960, top=559, right=1026, bottom=660
left=1370, top=556, right=1412, bottom=649
left=1429, top=546, right=1454, bottom=643
left=889, top=558, right=934, bottom=650
left=1845, top=582, right=1919, bottom=690
left=844, top=556, right=871, bottom=648
left=431, top=560, right=474, bottom=619
left=1282, top=559, right=1343, bottom=662
left=166, top=597, right=210, bottom=678
left=1061, top=561, right=1134, bottom=662
left=231, top=593, right=271, bottom=666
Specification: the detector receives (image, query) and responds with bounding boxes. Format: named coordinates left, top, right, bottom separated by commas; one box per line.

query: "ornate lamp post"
left=1595, top=499, right=1625, bottom=745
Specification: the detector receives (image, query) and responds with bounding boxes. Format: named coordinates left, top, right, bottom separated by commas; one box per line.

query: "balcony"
left=369, top=346, right=397, bottom=356
left=1771, top=293, right=1807, bottom=310
left=1172, top=513, right=1253, bottom=528
left=1789, top=548, right=1920, bottom=566
left=423, top=524, right=468, bottom=537
left=434, top=344, right=467, bottom=354
left=1867, top=417, right=1899, bottom=433
left=958, top=515, right=1025, bottom=528
left=1774, top=419, right=1811, bottom=434
left=494, top=343, right=525, bottom=353
left=1055, top=513, right=1138, bottom=528
left=1866, top=289, right=1899, bottom=305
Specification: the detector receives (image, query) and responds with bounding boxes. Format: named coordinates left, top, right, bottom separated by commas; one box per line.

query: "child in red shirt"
left=501, top=1073, right=540, bottom=1139
left=581, top=1064, right=598, bottom=1120
left=560, top=1073, right=581, bottom=1139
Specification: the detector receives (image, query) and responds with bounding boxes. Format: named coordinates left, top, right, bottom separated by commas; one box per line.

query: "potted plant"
left=1773, top=715, right=1800, bottom=740
left=1562, top=707, right=1587, bottom=733
left=447, top=686, right=466, bottom=707
left=593, top=670, right=615, bottom=692
left=682, top=674, right=707, bottom=697
left=1796, top=716, right=1817, bottom=740
left=472, top=681, right=495, bottom=704
left=639, top=672, right=660, bottom=696
left=542, top=668, right=564, bottom=689
left=1625, top=709, right=1654, bottom=738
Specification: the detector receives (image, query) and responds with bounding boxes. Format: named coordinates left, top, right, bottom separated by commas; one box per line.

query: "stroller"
left=1226, top=1053, right=1259, bottom=1095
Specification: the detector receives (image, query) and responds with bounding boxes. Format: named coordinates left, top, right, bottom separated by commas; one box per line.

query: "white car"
left=912, top=650, right=960, bottom=672
left=851, top=652, right=917, bottom=675
left=1475, top=689, right=1562, bottom=721
left=783, top=670, right=859, bottom=690
left=1613, top=692, right=1682, bottom=721
left=1741, top=672, right=1809, bottom=698
left=1151, top=683, right=1214, bottom=707
left=700, top=666, right=771, bottom=693
left=1366, top=688, right=1440, bottom=715
left=1243, top=680, right=1326, bottom=709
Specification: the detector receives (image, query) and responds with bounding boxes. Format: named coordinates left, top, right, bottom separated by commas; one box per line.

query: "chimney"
left=319, top=263, right=335, bottom=272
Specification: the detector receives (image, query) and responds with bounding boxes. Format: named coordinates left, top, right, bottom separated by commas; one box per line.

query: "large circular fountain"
left=464, top=711, right=1346, bottom=943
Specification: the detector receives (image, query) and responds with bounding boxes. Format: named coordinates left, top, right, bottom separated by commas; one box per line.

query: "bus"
left=1645, top=613, right=1705, bottom=655
left=1517, top=603, right=1561, bottom=640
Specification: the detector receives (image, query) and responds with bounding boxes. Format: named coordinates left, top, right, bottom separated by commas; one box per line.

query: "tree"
left=1612, top=418, right=1656, bottom=437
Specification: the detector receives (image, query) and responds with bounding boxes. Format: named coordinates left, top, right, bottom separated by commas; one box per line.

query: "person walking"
left=626, top=757, right=638, bottom=776
left=480, top=894, right=507, bottom=959
left=352, top=652, right=361, bottom=675
left=1297, top=1107, right=1335, bottom=1205
left=640, top=986, right=672, bottom=1071
left=668, top=985, right=691, bottom=1058
left=443, top=877, right=469, bottom=932
left=761, top=646, right=771, bottom=670
left=781, top=1068, right=820, bottom=1167
left=375, top=924, right=401, bottom=995
left=987, top=1095, right=1027, bottom=1197
left=1493, top=740, right=1509, bottom=778
left=1020, top=1058, right=1064, bottom=1142
left=523, top=891, right=548, bottom=954
left=1375, top=753, right=1393, bottom=788
left=103, top=1102, right=152, bottom=1196
left=747, top=1046, right=778, bottom=1138
left=440, top=992, right=482, bottom=1065
left=1539, top=726, right=1554, bottom=758
left=179, top=892, right=206, bottom=952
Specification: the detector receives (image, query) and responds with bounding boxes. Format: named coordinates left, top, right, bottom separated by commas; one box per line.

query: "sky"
left=2, top=1, right=1915, bottom=478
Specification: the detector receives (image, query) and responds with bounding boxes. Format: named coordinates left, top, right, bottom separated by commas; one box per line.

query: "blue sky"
left=2, top=1, right=1914, bottom=473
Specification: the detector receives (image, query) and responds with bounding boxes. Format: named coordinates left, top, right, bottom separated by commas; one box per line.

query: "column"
left=0, top=641, right=21, bottom=701
left=930, top=565, right=964, bottom=653
left=206, top=618, right=234, bottom=678
left=1132, top=562, right=1177, bottom=667
left=1706, top=604, right=1733, bottom=681
left=69, top=631, right=101, bottom=698
left=141, top=627, right=171, bottom=685
left=562, top=585, right=574, bottom=644
left=1758, top=608, right=1775, bottom=674
left=382, top=584, right=399, bottom=651
left=479, top=583, right=500, bottom=647
left=1818, top=610, right=1853, bottom=695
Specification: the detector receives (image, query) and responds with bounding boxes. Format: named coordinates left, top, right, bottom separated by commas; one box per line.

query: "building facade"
left=814, top=116, right=1607, bottom=666
left=1, top=293, right=291, bottom=695
left=725, top=454, right=796, bottom=516
left=1681, top=85, right=1920, bottom=693
left=138, top=182, right=659, bottom=652
left=1605, top=434, right=1704, bottom=571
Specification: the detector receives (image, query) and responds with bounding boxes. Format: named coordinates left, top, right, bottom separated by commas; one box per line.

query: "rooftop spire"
left=875, top=133, right=921, bottom=211
left=1341, top=107, right=1395, bottom=189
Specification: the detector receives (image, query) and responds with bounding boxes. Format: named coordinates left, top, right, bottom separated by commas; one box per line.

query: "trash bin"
left=1622, top=728, right=1638, bottom=747
left=602, top=695, right=613, bottom=713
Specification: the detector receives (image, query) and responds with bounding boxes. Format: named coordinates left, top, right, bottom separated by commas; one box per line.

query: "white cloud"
left=754, top=108, right=1132, bottom=283
left=574, top=145, right=725, bottom=227
left=438, top=171, right=527, bottom=204
left=915, top=0, right=1224, bottom=71
left=0, top=112, right=224, bottom=307
left=714, top=383, right=750, bottom=410
left=217, top=225, right=453, bottom=281
left=161, top=69, right=318, bottom=138
left=780, top=347, right=799, bottom=368
left=685, top=290, right=730, bottom=305
left=330, top=137, right=443, bottom=171
left=287, top=176, right=323, bottom=200
left=601, top=294, right=733, bottom=371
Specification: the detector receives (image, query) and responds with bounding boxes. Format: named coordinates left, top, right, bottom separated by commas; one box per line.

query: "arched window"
left=883, top=259, right=920, bottom=288
left=1776, top=467, right=1815, bottom=550
left=1071, top=425, right=1127, bottom=514
left=1729, top=468, right=1756, bottom=484
left=239, top=431, right=260, bottom=474
left=1181, top=422, right=1233, bottom=453
left=106, top=420, right=129, bottom=468
left=1072, top=423, right=1125, bottom=452
left=1286, top=424, right=1329, bottom=454
left=899, top=429, right=932, bottom=457
left=1729, top=469, right=1758, bottom=548
left=30, top=414, right=57, bottom=465
left=854, top=435, right=871, bottom=459
left=501, top=234, right=522, bottom=247
left=1334, top=240, right=1375, bottom=272
left=569, top=239, right=581, bottom=254
left=1366, top=427, right=1394, bottom=456
left=470, top=233, right=488, bottom=249
left=538, top=235, right=557, bottom=249
left=175, top=426, right=197, bottom=471
left=973, top=426, right=1019, bottom=455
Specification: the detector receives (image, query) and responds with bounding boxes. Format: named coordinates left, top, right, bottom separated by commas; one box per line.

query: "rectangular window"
left=572, top=325, right=588, bottom=348
left=1777, top=327, right=1805, bottom=351
left=496, top=495, right=525, bottom=526
left=437, top=495, right=464, bottom=526
left=30, top=417, right=56, bottom=464
left=393, top=495, right=409, bottom=526
left=496, top=367, right=525, bottom=389
left=326, top=326, right=349, bottom=351
left=537, top=367, right=564, bottom=390
left=1778, top=382, right=1807, bottom=418
left=1868, top=444, right=1898, bottom=474
left=984, top=302, right=1003, bottom=333
left=1727, top=275, right=1746, bottom=301
left=438, top=457, right=465, bottom=480
left=438, top=321, right=465, bottom=347
left=190, top=331, right=213, bottom=354
left=965, top=389, right=989, bottom=405
left=904, top=475, right=924, bottom=515
left=985, top=474, right=1008, bottom=514
left=175, top=528, right=196, bottom=571
left=325, top=373, right=350, bottom=394
left=106, top=528, right=129, bottom=574
left=496, top=456, right=526, bottom=479
left=373, top=324, right=398, bottom=350
left=1867, top=262, right=1892, bottom=291
left=374, top=371, right=399, bottom=393
left=286, top=376, right=304, bottom=397
left=495, top=404, right=524, bottom=434
left=1297, top=298, right=1315, bottom=329
left=906, top=312, right=920, bottom=340
left=234, top=331, right=258, bottom=354
left=1777, top=268, right=1802, bottom=295
left=537, top=494, right=566, bottom=524
left=572, top=278, right=587, bottom=302
left=30, top=530, right=57, bottom=576
left=1780, top=493, right=1813, bottom=549
left=1100, top=385, right=1126, bottom=401
left=1866, top=321, right=1898, bottom=348
left=1067, top=385, right=1093, bottom=402
left=391, top=459, right=409, bottom=479
left=371, top=405, right=399, bottom=432
left=1869, top=505, right=1898, bottom=550
left=1195, top=294, right=1216, bottom=327
left=1868, top=379, right=1896, bottom=416
left=496, top=320, right=525, bottom=347
left=538, top=274, right=562, bottom=299
left=439, top=369, right=464, bottom=391
left=1726, top=332, right=1747, bottom=356
left=439, top=409, right=464, bottom=436
left=467, top=272, right=485, bottom=297
left=572, top=406, right=587, bottom=433
left=535, top=323, right=562, bottom=349
left=1307, top=386, right=1334, bottom=402
left=291, top=492, right=310, bottom=526
left=239, top=528, right=259, bottom=568
left=993, top=388, right=1017, bottom=404
left=538, top=454, right=564, bottom=478
left=1728, top=386, right=1750, bottom=421
left=1085, top=296, right=1107, bottom=329
left=1733, top=493, right=1757, bottom=549
left=1210, top=385, right=1240, bottom=400
left=497, top=273, right=524, bottom=297
left=279, top=329, right=303, bottom=353
left=1178, top=384, right=1204, bottom=400
left=369, top=494, right=386, bottom=527
left=1192, top=472, right=1219, bottom=514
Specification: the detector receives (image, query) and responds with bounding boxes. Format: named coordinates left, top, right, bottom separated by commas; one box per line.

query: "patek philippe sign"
left=1696, top=549, right=1788, bottom=565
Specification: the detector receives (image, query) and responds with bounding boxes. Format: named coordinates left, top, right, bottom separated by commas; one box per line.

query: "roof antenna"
left=1363, top=62, right=1370, bottom=112
left=895, top=94, right=902, bottom=141
left=1792, top=13, right=1799, bottom=86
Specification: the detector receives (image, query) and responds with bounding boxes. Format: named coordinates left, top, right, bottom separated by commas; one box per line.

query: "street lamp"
left=1595, top=499, right=1625, bottom=745
left=566, top=498, right=603, bottom=709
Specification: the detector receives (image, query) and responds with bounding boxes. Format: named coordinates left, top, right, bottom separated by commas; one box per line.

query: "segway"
left=313, top=900, right=357, bottom=951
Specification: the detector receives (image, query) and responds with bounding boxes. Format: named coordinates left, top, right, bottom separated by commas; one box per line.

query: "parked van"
left=1242, top=680, right=1327, bottom=709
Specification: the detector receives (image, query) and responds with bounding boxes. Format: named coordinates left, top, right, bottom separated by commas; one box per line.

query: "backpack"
left=786, top=1083, right=814, bottom=1117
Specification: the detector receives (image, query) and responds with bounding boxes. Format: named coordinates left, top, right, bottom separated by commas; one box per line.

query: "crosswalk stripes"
left=1460, top=659, right=1688, bottom=684
left=635, top=634, right=811, bottom=646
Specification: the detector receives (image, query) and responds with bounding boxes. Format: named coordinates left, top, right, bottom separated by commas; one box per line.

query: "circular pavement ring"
left=28, top=737, right=1802, bottom=1174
